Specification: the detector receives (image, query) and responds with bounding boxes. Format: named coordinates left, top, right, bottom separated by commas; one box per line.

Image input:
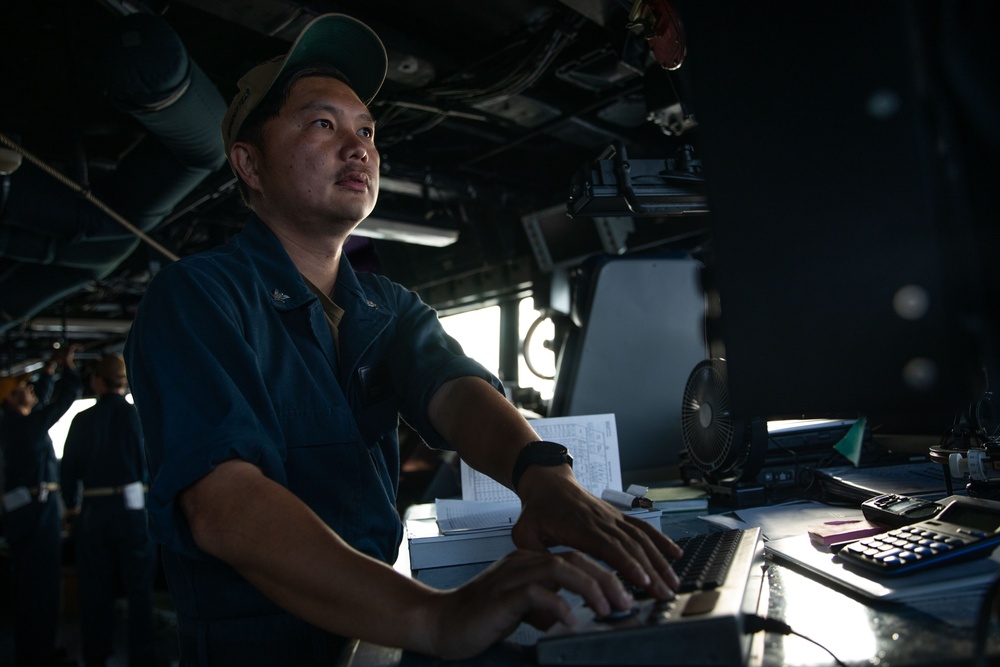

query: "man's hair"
left=233, top=64, right=355, bottom=208
left=95, top=354, right=128, bottom=392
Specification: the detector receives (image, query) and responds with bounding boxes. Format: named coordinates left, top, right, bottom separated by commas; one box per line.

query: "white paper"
left=460, top=462, right=521, bottom=504
left=766, top=533, right=1000, bottom=602
left=732, top=499, right=866, bottom=541
left=435, top=498, right=521, bottom=534
left=460, top=413, right=622, bottom=503
left=123, top=481, right=145, bottom=510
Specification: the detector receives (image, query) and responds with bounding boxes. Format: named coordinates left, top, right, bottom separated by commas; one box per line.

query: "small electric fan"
left=681, top=359, right=767, bottom=492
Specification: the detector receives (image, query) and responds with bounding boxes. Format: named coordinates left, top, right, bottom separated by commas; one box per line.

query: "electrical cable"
left=426, top=11, right=584, bottom=107
left=744, top=614, right=848, bottom=667
left=974, top=569, right=1000, bottom=667
left=376, top=7, right=586, bottom=151
left=0, top=131, right=179, bottom=262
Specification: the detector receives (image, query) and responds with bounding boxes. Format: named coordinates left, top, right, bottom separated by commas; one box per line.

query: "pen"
left=601, top=488, right=653, bottom=510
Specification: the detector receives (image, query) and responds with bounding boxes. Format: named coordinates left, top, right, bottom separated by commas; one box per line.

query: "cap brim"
left=222, top=14, right=387, bottom=160
left=283, top=14, right=387, bottom=105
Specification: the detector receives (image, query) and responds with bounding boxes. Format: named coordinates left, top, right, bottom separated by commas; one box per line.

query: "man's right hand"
left=179, top=460, right=633, bottom=660
left=424, top=548, right=632, bottom=660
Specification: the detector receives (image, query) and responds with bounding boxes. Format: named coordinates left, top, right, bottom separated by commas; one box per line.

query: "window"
left=439, top=298, right=556, bottom=402
left=48, top=397, right=96, bottom=459
left=440, top=306, right=500, bottom=377
left=48, top=393, right=133, bottom=459
left=518, top=298, right=555, bottom=400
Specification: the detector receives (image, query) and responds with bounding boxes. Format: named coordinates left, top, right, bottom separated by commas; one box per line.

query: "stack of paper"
left=405, top=502, right=519, bottom=570
left=646, top=484, right=710, bottom=513
left=405, top=500, right=663, bottom=571
left=765, top=534, right=1000, bottom=602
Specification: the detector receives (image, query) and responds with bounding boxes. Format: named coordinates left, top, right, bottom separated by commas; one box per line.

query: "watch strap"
left=511, top=440, right=573, bottom=493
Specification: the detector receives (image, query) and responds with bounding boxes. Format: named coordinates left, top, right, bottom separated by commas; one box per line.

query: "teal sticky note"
left=833, top=416, right=867, bottom=466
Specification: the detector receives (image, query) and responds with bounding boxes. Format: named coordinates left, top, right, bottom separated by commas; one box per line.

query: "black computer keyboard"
left=672, top=528, right=744, bottom=593
left=618, top=528, right=744, bottom=598
left=537, top=527, right=765, bottom=666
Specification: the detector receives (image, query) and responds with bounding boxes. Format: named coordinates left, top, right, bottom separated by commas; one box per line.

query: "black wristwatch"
left=510, top=441, right=573, bottom=493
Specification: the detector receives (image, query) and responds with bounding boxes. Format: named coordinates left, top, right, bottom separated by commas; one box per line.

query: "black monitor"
left=681, top=2, right=1000, bottom=436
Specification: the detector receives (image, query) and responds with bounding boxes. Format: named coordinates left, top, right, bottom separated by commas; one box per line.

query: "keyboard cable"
left=974, top=569, right=1000, bottom=667
left=743, top=615, right=848, bottom=667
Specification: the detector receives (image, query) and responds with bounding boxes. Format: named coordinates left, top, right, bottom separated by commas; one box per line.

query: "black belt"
left=82, top=483, right=148, bottom=498
left=30, top=482, right=59, bottom=502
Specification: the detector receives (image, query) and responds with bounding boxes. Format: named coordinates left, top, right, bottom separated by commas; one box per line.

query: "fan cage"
left=682, top=359, right=737, bottom=473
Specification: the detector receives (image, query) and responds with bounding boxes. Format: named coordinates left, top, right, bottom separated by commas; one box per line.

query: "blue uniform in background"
left=61, top=391, right=155, bottom=666
left=125, top=214, right=500, bottom=665
left=0, top=367, right=81, bottom=666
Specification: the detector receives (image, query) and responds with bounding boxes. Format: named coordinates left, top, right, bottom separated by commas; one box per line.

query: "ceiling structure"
left=0, top=0, right=708, bottom=374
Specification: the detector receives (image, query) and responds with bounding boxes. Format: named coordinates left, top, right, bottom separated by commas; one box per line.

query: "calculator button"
left=875, top=548, right=903, bottom=561
left=952, top=527, right=985, bottom=537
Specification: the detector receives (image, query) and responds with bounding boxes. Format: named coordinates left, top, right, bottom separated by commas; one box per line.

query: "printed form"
left=440, top=413, right=622, bottom=533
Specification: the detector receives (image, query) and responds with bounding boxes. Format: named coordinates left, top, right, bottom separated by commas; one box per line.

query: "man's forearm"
left=427, top=376, right=541, bottom=489
left=180, top=459, right=443, bottom=653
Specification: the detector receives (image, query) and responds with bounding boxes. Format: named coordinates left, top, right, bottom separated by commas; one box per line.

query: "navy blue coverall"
left=61, top=392, right=156, bottom=666
left=125, top=215, right=500, bottom=665
left=0, top=367, right=81, bottom=666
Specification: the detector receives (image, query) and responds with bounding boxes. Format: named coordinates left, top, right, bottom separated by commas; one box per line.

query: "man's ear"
left=230, top=143, right=262, bottom=192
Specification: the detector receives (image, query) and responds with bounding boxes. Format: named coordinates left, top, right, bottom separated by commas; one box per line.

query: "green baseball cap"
left=221, top=13, right=387, bottom=158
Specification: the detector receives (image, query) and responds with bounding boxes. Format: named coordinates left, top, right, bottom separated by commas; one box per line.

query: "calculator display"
left=938, top=504, right=1000, bottom=533
left=887, top=497, right=927, bottom=513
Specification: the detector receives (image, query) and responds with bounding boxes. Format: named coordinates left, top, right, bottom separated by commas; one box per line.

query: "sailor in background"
left=0, top=346, right=81, bottom=667
left=61, top=354, right=155, bottom=667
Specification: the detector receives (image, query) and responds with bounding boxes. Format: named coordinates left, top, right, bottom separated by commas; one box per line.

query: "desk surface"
left=346, top=516, right=1000, bottom=667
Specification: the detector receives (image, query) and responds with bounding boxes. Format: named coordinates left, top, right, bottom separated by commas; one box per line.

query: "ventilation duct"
left=0, top=11, right=226, bottom=332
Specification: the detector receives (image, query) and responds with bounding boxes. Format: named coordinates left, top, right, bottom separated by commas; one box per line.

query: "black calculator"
left=838, top=495, right=1000, bottom=575
left=861, top=493, right=942, bottom=528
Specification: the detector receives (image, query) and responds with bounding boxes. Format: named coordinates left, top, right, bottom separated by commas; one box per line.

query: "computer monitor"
left=681, top=2, right=999, bottom=436
left=548, top=254, right=707, bottom=485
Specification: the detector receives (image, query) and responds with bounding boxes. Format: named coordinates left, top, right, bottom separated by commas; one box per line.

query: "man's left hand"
left=511, top=466, right=682, bottom=600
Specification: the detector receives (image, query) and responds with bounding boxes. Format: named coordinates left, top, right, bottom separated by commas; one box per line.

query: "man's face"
left=253, top=76, right=379, bottom=232
left=5, top=381, right=37, bottom=413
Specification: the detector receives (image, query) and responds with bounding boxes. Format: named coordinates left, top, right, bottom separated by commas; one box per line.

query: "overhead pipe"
left=0, top=12, right=226, bottom=332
